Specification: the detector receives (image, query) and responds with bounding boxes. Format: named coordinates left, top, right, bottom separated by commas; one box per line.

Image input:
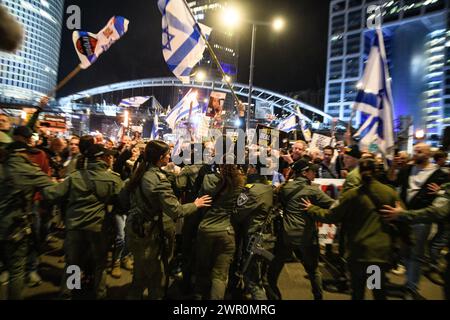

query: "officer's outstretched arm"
left=402, top=195, right=450, bottom=224
left=154, top=178, right=197, bottom=220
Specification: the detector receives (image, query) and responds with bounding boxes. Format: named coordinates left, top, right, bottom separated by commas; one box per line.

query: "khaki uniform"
left=268, top=176, right=334, bottom=300
left=194, top=173, right=243, bottom=300
left=342, top=167, right=361, bottom=193
left=42, top=160, right=123, bottom=299
left=306, top=179, right=400, bottom=300
left=125, top=165, right=197, bottom=299
left=233, top=174, right=273, bottom=300
left=0, top=152, right=53, bottom=299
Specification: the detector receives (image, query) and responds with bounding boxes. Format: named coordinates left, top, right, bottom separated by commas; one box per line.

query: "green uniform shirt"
left=307, top=179, right=399, bottom=264
left=342, top=167, right=361, bottom=193
left=0, top=153, right=54, bottom=240
left=42, top=160, right=123, bottom=232
left=280, top=176, right=335, bottom=246
left=198, top=173, right=243, bottom=233
left=234, top=174, right=274, bottom=234
left=130, top=165, right=197, bottom=228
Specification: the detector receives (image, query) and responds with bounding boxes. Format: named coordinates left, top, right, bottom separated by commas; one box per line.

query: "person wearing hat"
left=0, top=135, right=54, bottom=299
left=267, top=157, right=335, bottom=300
left=342, top=144, right=363, bottom=193
left=301, top=158, right=402, bottom=300
left=41, top=144, right=123, bottom=299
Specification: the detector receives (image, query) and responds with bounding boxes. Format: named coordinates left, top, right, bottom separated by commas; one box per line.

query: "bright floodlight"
left=223, top=75, right=232, bottom=83
left=196, top=70, right=206, bottom=81
left=415, top=129, right=425, bottom=140
left=223, top=7, right=241, bottom=27
left=272, top=18, right=285, bottom=31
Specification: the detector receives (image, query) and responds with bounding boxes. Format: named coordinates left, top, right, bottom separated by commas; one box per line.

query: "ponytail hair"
left=128, top=140, right=169, bottom=191
left=76, top=135, right=95, bottom=170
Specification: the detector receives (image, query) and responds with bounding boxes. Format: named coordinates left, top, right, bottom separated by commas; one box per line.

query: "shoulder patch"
left=237, top=192, right=249, bottom=207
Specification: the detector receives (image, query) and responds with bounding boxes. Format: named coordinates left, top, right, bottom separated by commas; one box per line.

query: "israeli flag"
left=277, top=114, right=297, bottom=133
left=151, top=114, right=160, bottom=140
left=158, top=0, right=212, bottom=83
left=165, top=90, right=202, bottom=130
left=353, top=29, right=395, bottom=156
left=73, top=16, right=129, bottom=69
left=119, top=96, right=150, bottom=108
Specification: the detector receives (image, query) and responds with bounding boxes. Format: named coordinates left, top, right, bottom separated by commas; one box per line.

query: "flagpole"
left=181, top=0, right=242, bottom=112
left=49, top=65, right=82, bottom=97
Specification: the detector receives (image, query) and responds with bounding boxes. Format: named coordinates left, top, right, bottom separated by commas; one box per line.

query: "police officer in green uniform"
left=302, top=158, right=401, bottom=300
left=268, top=158, right=335, bottom=300
left=42, top=144, right=123, bottom=299
left=381, top=183, right=450, bottom=300
left=233, top=162, right=274, bottom=300
left=0, top=142, right=53, bottom=299
left=194, top=161, right=245, bottom=300
left=124, top=140, right=211, bottom=300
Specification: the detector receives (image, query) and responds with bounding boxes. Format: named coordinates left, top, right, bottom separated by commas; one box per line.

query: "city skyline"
left=56, top=0, right=330, bottom=101
left=0, top=0, right=65, bottom=106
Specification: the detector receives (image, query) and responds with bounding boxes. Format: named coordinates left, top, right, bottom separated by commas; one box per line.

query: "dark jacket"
left=397, top=164, right=450, bottom=210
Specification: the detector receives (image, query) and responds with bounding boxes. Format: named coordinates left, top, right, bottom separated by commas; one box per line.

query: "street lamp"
left=222, top=7, right=286, bottom=130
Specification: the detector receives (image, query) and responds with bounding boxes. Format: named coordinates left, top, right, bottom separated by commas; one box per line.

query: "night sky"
left=57, top=0, right=330, bottom=98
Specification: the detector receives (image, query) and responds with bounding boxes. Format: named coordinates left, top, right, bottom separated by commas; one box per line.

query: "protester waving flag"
left=277, top=114, right=297, bottom=133
left=73, top=16, right=129, bottom=69
left=353, top=29, right=395, bottom=156
left=158, top=0, right=212, bottom=83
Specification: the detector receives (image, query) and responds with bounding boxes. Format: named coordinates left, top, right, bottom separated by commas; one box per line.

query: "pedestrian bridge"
left=59, top=77, right=332, bottom=122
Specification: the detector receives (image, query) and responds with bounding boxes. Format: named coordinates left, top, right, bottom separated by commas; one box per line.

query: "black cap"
left=291, top=158, right=319, bottom=173
left=344, top=145, right=362, bottom=159
left=13, top=126, right=33, bottom=138
left=86, top=144, right=117, bottom=159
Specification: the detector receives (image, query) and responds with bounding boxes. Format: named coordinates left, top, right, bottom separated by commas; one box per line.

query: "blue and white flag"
left=73, top=16, right=129, bottom=69
left=158, top=0, right=212, bottom=83
left=165, top=90, right=202, bottom=129
left=277, top=114, right=297, bottom=133
left=151, top=114, right=159, bottom=140
left=119, top=96, right=150, bottom=108
left=353, top=29, right=395, bottom=156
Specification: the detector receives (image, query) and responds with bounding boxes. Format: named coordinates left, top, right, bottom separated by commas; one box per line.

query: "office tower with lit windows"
left=325, top=0, right=449, bottom=144
left=0, top=0, right=65, bottom=107
left=188, top=0, right=239, bottom=79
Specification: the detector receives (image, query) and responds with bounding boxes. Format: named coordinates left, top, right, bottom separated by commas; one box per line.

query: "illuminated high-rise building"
left=188, top=0, right=239, bottom=79
left=325, top=0, right=449, bottom=145
left=0, top=0, right=65, bottom=107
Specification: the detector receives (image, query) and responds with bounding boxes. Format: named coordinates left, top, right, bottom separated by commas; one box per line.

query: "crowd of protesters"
left=1, top=109, right=450, bottom=301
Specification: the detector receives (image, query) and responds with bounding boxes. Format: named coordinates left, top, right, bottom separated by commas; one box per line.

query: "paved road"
left=0, top=237, right=445, bottom=300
